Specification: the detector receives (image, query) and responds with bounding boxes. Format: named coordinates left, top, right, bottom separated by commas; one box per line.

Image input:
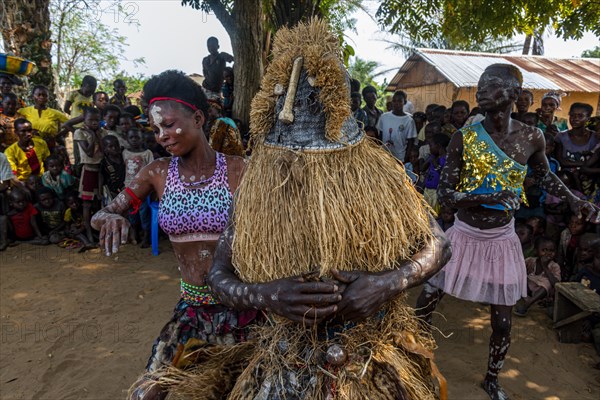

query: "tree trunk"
left=230, top=0, right=264, bottom=132
left=522, top=34, right=532, bottom=55
left=0, top=0, right=56, bottom=104
left=532, top=29, right=544, bottom=55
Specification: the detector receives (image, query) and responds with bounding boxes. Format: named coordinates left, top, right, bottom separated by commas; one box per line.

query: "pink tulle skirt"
left=429, top=216, right=527, bottom=306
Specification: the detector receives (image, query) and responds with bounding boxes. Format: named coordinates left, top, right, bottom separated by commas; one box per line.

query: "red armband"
left=125, top=187, right=142, bottom=215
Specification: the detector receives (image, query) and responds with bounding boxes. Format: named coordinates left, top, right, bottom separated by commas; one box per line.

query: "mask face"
left=265, top=70, right=363, bottom=152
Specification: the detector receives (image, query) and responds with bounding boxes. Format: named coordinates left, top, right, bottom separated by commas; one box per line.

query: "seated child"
left=526, top=216, right=546, bottom=242
left=25, top=175, right=42, bottom=205
left=558, top=214, right=589, bottom=281
left=514, top=237, right=561, bottom=316
left=572, top=244, right=600, bottom=362
left=123, top=128, right=153, bottom=247
left=52, top=145, right=73, bottom=175
left=436, top=205, right=456, bottom=232
left=573, top=242, right=600, bottom=293
left=100, top=135, right=125, bottom=205
left=35, top=187, right=66, bottom=244
left=64, top=191, right=93, bottom=247
left=7, top=188, right=48, bottom=245
left=516, top=221, right=536, bottom=259
left=573, top=233, right=600, bottom=277
left=41, top=154, right=76, bottom=201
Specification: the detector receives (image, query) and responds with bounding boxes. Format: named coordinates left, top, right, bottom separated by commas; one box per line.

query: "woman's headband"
left=148, top=97, right=198, bottom=111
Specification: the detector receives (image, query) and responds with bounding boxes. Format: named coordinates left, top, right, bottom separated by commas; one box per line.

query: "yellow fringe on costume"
left=249, top=19, right=350, bottom=144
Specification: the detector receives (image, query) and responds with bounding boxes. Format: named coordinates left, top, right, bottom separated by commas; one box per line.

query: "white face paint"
left=176, top=128, right=182, bottom=134
left=150, top=105, right=165, bottom=138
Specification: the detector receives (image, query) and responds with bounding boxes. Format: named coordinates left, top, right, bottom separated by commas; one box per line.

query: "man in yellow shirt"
left=4, top=118, right=50, bottom=181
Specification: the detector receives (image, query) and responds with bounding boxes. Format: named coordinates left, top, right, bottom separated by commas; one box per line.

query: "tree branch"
left=204, top=0, right=235, bottom=34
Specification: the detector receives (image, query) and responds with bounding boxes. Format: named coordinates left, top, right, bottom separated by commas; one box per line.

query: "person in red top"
left=7, top=187, right=48, bottom=245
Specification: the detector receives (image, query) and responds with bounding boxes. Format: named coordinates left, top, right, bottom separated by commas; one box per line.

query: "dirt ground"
left=1, top=243, right=599, bottom=399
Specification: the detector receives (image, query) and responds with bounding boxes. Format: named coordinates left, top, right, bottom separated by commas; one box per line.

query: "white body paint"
left=151, top=105, right=165, bottom=138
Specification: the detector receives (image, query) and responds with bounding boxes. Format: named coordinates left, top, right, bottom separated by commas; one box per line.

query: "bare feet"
left=482, top=379, right=510, bottom=400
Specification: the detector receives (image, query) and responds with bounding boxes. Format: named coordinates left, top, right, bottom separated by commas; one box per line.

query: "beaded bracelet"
left=180, top=279, right=219, bottom=305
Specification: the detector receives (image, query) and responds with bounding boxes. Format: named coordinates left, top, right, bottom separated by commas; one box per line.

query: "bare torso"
left=444, top=119, right=542, bottom=229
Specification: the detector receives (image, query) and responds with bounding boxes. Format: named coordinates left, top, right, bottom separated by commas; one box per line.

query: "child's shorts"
left=79, top=164, right=100, bottom=201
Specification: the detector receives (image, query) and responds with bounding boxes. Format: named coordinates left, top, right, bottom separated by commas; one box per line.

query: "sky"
left=95, top=0, right=599, bottom=83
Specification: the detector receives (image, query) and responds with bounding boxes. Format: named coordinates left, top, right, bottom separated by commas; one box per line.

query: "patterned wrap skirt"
left=145, top=298, right=258, bottom=372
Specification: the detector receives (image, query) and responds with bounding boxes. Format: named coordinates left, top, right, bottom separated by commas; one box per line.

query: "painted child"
left=513, top=237, right=561, bottom=316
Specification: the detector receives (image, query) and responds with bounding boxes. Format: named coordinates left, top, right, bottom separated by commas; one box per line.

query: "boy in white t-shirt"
left=376, top=90, right=417, bottom=162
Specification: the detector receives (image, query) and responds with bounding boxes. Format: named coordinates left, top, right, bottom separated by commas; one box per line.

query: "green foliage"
left=376, top=1, right=600, bottom=48
left=50, top=0, right=145, bottom=95
left=347, top=57, right=388, bottom=109
left=181, top=0, right=362, bottom=50
left=581, top=46, right=600, bottom=58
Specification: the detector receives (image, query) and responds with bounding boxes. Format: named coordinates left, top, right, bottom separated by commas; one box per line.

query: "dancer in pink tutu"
left=415, top=64, right=600, bottom=400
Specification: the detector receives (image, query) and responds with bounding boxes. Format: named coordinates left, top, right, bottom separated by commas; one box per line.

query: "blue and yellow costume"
left=458, top=122, right=527, bottom=210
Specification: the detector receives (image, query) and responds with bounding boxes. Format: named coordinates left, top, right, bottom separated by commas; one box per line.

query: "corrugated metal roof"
left=387, top=49, right=600, bottom=93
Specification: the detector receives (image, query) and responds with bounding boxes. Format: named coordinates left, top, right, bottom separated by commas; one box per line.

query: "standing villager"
left=202, top=37, right=234, bottom=100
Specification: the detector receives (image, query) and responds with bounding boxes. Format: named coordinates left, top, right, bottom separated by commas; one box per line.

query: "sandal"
left=512, top=300, right=528, bottom=317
